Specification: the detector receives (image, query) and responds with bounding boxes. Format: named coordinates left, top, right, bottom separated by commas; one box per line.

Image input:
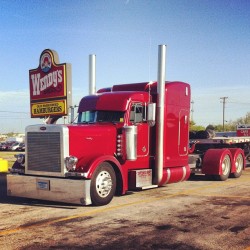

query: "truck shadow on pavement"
left=0, top=194, right=79, bottom=209
left=1, top=167, right=249, bottom=208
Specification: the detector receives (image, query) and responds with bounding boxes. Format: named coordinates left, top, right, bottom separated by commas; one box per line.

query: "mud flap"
left=0, top=173, right=7, bottom=200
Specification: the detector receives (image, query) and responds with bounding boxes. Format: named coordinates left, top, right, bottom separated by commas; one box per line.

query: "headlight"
left=65, top=156, right=78, bottom=171
left=15, top=154, right=25, bottom=164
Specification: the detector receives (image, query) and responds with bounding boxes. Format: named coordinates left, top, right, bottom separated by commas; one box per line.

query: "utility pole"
left=220, top=97, right=228, bottom=131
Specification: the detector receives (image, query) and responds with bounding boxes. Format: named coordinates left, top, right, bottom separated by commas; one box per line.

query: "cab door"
left=129, top=103, right=149, bottom=158
left=178, top=109, right=189, bottom=156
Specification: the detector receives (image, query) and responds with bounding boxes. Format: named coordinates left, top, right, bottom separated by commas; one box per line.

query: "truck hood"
left=67, top=124, right=118, bottom=171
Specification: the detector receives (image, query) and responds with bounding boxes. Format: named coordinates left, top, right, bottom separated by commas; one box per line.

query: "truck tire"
left=214, top=154, right=231, bottom=181
left=229, top=149, right=244, bottom=178
left=90, top=162, right=116, bottom=206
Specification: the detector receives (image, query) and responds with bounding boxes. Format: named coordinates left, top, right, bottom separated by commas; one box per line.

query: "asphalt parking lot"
left=0, top=168, right=250, bottom=250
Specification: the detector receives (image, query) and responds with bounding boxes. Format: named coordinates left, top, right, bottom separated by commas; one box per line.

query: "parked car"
left=0, top=142, right=8, bottom=151
left=8, top=142, right=21, bottom=151
left=16, top=143, right=25, bottom=152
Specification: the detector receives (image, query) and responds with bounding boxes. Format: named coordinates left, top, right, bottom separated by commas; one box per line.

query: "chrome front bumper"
left=7, top=174, right=92, bottom=205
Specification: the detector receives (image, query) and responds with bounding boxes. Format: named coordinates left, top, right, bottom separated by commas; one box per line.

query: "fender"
left=84, top=155, right=127, bottom=194
left=202, top=148, right=232, bottom=175
left=188, top=141, right=199, bottom=154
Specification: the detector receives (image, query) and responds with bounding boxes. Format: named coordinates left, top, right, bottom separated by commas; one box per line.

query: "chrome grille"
left=27, top=132, right=61, bottom=173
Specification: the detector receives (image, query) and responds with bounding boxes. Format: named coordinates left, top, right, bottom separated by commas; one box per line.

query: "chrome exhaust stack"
left=89, top=54, right=96, bottom=95
left=154, top=45, right=166, bottom=185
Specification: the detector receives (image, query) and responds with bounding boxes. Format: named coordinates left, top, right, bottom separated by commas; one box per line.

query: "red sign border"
left=29, top=49, right=72, bottom=118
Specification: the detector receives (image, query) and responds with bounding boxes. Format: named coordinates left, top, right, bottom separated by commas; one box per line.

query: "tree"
left=191, top=111, right=250, bottom=132
left=189, top=120, right=205, bottom=131
left=235, top=112, right=250, bottom=125
left=6, top=132, right=16, bottom=137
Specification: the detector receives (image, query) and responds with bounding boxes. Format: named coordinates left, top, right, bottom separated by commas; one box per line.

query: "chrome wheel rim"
left=222, top=155, right=230, bottom=176
left=235, top=154, right=243, bottom=173
left=95, top=170, right=112, bottom=198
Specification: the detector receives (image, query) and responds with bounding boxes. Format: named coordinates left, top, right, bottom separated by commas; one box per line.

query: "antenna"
left=191, top=100, right=194, bottom=121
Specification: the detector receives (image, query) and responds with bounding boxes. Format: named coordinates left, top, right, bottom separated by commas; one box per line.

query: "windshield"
left=78, top=111, right=125, bottom=123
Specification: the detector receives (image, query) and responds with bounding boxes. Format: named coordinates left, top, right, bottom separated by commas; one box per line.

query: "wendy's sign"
left=29, top=49, right=72, bottom=118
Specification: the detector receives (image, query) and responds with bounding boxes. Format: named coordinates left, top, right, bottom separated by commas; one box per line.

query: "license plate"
left=36, top=179, right=50, bottom=190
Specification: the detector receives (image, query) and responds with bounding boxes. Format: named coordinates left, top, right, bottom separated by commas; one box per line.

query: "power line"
left=0, top=110, right=29, bottom=114
left=227, top=101, right=250, bottom=105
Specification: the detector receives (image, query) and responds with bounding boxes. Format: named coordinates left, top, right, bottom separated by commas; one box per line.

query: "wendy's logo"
left=40, top=52, right=52, bottom=73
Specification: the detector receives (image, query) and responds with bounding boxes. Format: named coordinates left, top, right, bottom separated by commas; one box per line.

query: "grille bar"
left=27, top=132, right=61, bottom=173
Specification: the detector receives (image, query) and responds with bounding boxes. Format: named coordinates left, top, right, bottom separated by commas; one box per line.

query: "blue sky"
left=0, top=0, right=249, bottom=133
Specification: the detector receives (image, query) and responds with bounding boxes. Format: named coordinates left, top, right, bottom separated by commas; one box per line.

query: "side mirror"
left=147, top=103, right=156, bottom=127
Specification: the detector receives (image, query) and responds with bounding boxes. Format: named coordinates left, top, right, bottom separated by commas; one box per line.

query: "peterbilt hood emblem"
left=40, top=126, right=47, bottom=131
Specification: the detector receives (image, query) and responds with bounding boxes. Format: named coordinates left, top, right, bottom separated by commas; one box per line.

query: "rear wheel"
left=231, top=153, right=244, bottom=178
left=90, top=162, right=116, bottom=206
left=214, top=154, right=231, bottom=181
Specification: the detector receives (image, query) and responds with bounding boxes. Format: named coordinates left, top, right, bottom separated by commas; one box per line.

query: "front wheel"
left=90, top=162, right=116, bottom=206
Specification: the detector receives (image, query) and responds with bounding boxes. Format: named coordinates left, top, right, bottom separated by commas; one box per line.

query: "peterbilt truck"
left=7, top=46, right=246, bottom=206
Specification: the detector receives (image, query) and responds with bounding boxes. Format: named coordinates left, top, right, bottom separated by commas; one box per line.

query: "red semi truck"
left=7, top=46, right=247, bottom=206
